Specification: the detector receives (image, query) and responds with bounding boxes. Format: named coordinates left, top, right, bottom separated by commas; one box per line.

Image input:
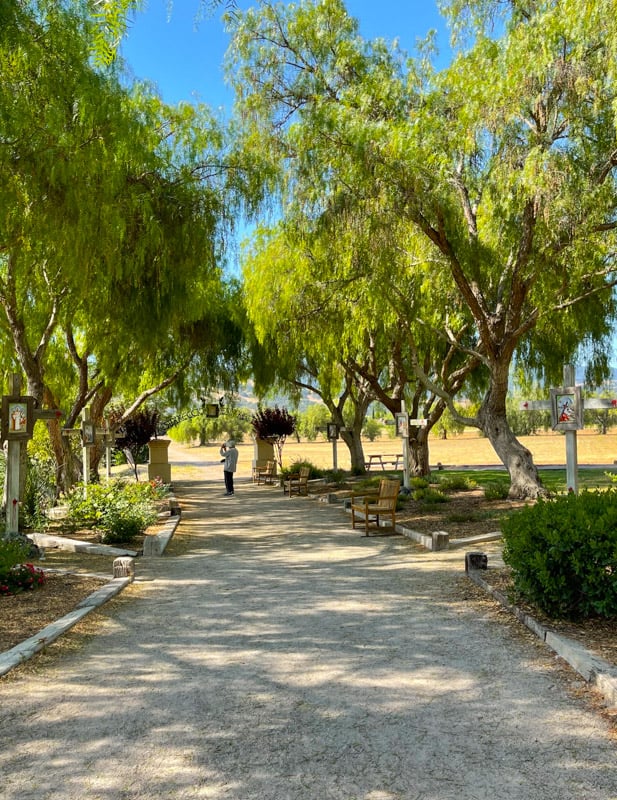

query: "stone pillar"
left=252, top=438, right=276, bottom=474
left=147, top=438, right=171, bottom=484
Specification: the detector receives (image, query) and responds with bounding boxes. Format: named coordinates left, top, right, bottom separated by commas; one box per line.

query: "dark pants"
left=224, top=470, right=234, bottom=493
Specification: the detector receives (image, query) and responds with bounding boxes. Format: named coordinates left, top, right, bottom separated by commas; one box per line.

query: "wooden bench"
left=350, top=478, right=400, bottom=536
left=283, top=465, right=310, bottom=497
left=255, top=460, right=276, bottom=485
left=364, top=454, right=404, bottom=472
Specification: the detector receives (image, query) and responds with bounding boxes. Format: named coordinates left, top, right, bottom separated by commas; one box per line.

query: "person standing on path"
left=219, top=439, right=238, bottom=496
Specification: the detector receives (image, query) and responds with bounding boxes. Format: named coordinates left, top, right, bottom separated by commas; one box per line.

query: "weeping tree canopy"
left=226, top=0, right=617, bottom=498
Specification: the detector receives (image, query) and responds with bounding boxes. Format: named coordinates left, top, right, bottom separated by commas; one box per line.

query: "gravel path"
left=1, top=450, right=616, bottom=799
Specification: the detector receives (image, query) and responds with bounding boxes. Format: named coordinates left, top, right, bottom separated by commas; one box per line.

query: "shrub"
left=280, top=460, right=322, bottom=480
left=409, top=476, right=430, bottom=490
left=0, top=537, right=30, bottom=575
left=413, top=487, right=449, bottom=504
left=22, top=456, right=56, bottom=529
left=483, top=480, right=510, bottom=500
left=65, top=480, right=158, bottom=544
left=502, top=489, right=617, bottom=619
left=322, top=468, right=346, bottom=485
left=437, top=475, right=477, bottom=492
left=0, top=538, right=45, bottom=596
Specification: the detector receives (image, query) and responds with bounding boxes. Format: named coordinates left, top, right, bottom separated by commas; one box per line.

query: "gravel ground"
left=1, top=446, right=616, bottom=800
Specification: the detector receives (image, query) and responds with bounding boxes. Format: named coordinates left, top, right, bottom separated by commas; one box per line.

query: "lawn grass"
left=437, top=467, right=617, bottom=494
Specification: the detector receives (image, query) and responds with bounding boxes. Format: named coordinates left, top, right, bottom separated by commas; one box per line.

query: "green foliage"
left=279, top=460, right=322, bottom=481
left=502, top=490, right=617, bottom=619
left=323, top=468, right=346, bottom=485
left=507, top=406, right=551, bottom=436
left=482, top=480, right=510, bottom=500
left=362, top=418, right=383, bottom=442
left=436, top=474, right=477, bottom=492
left=295, top=405, right=331, bottom=441
left=228, top=0, right=617, bottom=499
left=433, top=408, right=467, bottom=439
left=0, top=535, right=46, bottom=596
left=413, top=487, right=449, bottom=504
left=409, top=476, right=430, bottom=490
left=0, top=537, right=29, bottom=575
left=65, top=480, right=158, bottom=544
left=22, top=456, right=56, bottom=530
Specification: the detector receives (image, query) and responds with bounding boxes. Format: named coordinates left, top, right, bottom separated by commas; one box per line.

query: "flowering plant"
left=0, top=563, right=46, bottom=596
left=148, top=476, right=170, bottom=499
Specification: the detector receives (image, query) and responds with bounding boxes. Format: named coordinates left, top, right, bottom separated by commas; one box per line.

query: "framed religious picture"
left=81, top=420, right=96, bottom=446
left=1, top=396, right=35, bottom=441
left=204, top=403, right=220, bottom=418
left=327, top=422, right=339, bottom=441
left=395, top=412, right=409, bottom=438
left=550, top=385, right=583, bottom=431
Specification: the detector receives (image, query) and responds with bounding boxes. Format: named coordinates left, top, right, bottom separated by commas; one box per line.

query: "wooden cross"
left=3, top=374, right=63, bottom=535
left=518, top=364, right=617, bottom=494
left=61, top=407, right=115, bottom=495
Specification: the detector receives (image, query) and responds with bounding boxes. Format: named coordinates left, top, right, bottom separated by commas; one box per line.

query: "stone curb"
left=0, top=493, right=182, bottom=677
left=0, top=575, right=132, bottom=678
left=467, top=567, right=617, bottom=709
left=29, top=532, right=138, bottom=558
left=142, top=496, right=181, bottom=557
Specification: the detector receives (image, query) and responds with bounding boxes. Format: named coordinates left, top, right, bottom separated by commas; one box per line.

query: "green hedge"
left=501, top=490, right=617, bottom=619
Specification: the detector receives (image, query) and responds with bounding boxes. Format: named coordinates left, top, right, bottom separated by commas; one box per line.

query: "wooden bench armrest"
left=351, top=491, right=379, bottom=502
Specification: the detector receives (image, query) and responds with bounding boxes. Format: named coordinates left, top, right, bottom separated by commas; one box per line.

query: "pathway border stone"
left=467, top=564, right=617, bottom=709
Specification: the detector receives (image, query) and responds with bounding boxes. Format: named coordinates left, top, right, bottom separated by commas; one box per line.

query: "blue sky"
left=121, top=0, right=450, bottom=108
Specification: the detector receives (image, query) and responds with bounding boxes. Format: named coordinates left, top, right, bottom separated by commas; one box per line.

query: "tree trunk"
left=408, top=427, right=431, bottom=477
left=479, top=365, right=547, bottom=499
left=340, top=426, right=366, bottom=473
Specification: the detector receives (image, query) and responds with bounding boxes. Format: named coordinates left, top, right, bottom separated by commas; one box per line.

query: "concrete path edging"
left=1, top=494, right=181, bottom=677
left=467, top=566, right=617, bottom=709
left=0, top=575, right=132, bottom=678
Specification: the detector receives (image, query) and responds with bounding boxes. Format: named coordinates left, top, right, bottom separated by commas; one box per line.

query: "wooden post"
left=401, top=400, right=410, bottom=490
left=105, top=422, right=113, bottom=481
left=81, top=407, right=91, bottom=495
left=563, top=364, right=579, bottom=494
left=5, top=374, right=22, bottom=535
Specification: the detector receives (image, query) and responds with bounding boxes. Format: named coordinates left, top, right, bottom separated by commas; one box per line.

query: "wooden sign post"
left=327, top=422, right=339, bottom=471
left=1, top=374, right=62, bottom=536
left=61, top=407, right=105, bottom=496
left=519, top=364, right=617, bottom=494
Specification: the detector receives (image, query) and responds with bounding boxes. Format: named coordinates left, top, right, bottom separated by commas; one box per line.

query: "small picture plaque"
left=550, top=386, right=583, bottom=431
left=81, top=421, right=96, bottom=446
left=2, top=396, right=35, bottom=441
left=327, top=423, right=339, bottom=441
left=395, top=412, right=409, bottom=438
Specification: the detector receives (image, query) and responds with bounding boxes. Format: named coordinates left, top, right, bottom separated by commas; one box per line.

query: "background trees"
left=0, top=0, right=247, bottom=497
left=227, top=0, right=617, bottom=498
left=4, top=0, right=617, bottom=503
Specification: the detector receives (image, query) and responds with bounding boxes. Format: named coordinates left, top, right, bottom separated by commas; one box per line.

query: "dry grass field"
left=248, top=428, right=617, bottom=474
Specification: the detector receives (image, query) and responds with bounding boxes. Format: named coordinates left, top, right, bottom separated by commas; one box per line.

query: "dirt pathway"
left=1, top=446, right=616, bottom=799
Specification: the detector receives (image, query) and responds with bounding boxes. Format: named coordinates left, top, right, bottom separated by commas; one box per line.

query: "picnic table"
left=364, top=454, right=404, bottom=472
